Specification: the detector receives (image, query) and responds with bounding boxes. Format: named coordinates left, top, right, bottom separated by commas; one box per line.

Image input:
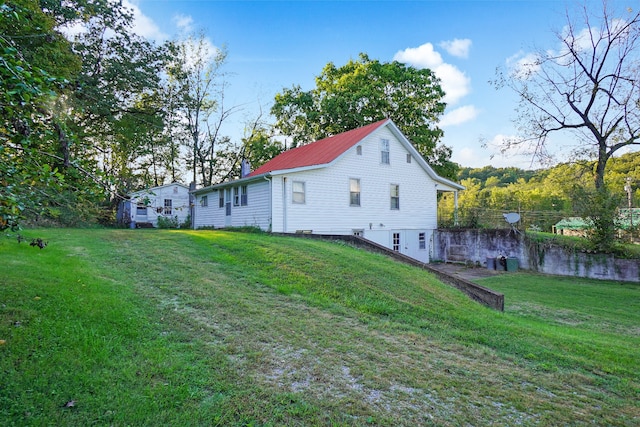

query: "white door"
left=391, top=231, right=430, bottom=263
left=405, top=230, right=431, bottom=263
left=225, top=188, right=232, bottom=227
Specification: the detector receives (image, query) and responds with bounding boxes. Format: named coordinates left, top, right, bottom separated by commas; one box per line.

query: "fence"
left=438, top=206, right=568, bottom=233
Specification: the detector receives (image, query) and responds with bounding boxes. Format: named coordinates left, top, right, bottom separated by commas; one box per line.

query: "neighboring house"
left=553, top=217, right=589, bottom=237
left=553, top=208, right=639, bottom=237
left=191, top=119, right=464, bottom=262
left=118, top=183, right=191, bottom=228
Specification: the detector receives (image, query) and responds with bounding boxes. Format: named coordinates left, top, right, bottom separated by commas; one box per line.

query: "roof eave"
left=191, top=173, right=271, bottom=194
left=382, top=121, right=465, bottom=191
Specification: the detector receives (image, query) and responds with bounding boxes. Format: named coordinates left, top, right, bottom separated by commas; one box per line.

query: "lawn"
left=1, top=229, right=638, bottom=426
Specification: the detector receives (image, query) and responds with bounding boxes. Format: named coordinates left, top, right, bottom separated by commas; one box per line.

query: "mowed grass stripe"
left=1, top=229, right=638, bottom=426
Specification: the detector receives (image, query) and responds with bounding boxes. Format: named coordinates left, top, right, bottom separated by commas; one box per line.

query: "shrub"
left=179, top=214, right=191, bottom=229
left=157, top=215, right=179, bottom=229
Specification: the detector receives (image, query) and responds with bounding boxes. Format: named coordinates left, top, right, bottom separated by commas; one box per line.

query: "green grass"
left=1, top=229, right=639, bottom=426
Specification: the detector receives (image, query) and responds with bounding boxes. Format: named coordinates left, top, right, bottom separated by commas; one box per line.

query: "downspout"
left=263, top=175, right=272, bottom=232
left=189, top=181, right=197, bottom=230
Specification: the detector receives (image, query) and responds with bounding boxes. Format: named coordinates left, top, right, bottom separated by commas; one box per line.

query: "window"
left=419, top=232, right=426, bottom=250
left=390, top=184, right=400, bottom=210
left=219, top=191, right=224, bottom=208
left=292, top=181, right=305, bottom=204
left=393, top=233, right=400, bottom=251
left=241, top=185, right=248, bottom=206
left=356, top=145, right=362, bottom=155
left=233, top=187, right=240, bottom=206
left=349, top=178, right=361, bottom=206
left=380, top=139, right=390, bottom=164
left=201, top=195, right=208, bottom=207
left=163, top=199, right=172, bottom=215
left=136, top=203, right=147, bottom=215
left=407, top=153, right=412, bottom=163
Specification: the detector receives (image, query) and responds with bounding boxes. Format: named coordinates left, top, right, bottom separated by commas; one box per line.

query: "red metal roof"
left=248, top=119, right=389, bottom=177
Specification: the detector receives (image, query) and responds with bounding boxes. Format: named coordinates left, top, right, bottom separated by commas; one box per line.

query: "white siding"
left=229, top=180, right=271, bottom=229
left=193, top=190, right=225, bottom=229
left=192, top=123, right=454, bottom=263
left=270, top=176, right=285, bottom=233
left=270, top=127, right=439, bottom=262
left=194, top=180, right=271, bottom=230
left=130, top=184, right=190, bottom=227
left=276, top=127, right=438, bottom=232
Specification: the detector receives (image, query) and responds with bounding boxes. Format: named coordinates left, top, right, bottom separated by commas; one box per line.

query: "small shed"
left=553, top=217, right=589, bottom=237
left=118, top=183, right=191, bottom=228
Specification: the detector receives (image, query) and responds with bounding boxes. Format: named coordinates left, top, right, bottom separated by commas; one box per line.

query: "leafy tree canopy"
left=441, top=151, right=640, bottom=238
left=271, top=53, right=458, bottom=179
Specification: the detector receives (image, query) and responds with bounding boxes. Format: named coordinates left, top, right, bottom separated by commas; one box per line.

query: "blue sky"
left=123, top=0, right=606, bottom=169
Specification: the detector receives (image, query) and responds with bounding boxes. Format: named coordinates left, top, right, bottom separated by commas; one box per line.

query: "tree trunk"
left=594, top=145, right=609, bottom=190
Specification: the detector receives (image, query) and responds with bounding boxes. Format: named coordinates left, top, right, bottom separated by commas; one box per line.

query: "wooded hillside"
left=439, top=151, right=640, bottom=232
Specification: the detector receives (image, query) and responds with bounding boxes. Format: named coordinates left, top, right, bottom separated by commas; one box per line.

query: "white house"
left=191, top=119, right=464, bottom=262
left=118, top=182, right=191, bottom=228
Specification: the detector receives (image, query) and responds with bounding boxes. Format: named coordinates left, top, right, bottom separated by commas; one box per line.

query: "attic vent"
left=356, top=145, right=362, bottom=155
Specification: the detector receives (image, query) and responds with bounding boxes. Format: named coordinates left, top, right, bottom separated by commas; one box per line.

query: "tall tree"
left=0, top=0, right=98, bottom=229
left=1, top=0, right=173, bottom=228
left=67, top=3, right=167, bottom=191
left=166, top=33, right=231, bottom=187
left=271, top=53, right=457, bottom=179
left=495, top=1, right=640, bottom=190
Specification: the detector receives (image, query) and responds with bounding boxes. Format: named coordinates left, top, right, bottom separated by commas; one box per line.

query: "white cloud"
left=440, top=105, right=479, bottom=127
left=60, top=0, right=168, bottom=42
left=439, top=38, right=472, bottom=59
left=506, top=50, right=540, bottom=79
left=173, top=14, right=194, bottom=33
left=488, top=133, right=514, bottom=147
left=123, top=0, right=168, bottom=42
left=394, top=42, right=443, bottom=69
left=394, top=42, right=471, bottom=105
left=456, top=147, right=477, bottom=165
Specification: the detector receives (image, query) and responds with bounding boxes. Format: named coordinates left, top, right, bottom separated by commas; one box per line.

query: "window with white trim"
left=163, top=199, right=172, bottom=215
left=136, top=203, right=147, bottom=215
left=349, top=178, right=361, bottom=206
left=233, top=187, right=240, bottom=206
left=393, top=232, right=400, bottom=251
left=390, top=184, right=399, bottom=210
left=419, top=232, right=426, bottom=250
left=292, top=181, right=305, bottom=204
left=241, top=185, right=248, bottom=206
left=201, top=195, right=208, bottom=207
left=219, top=191, right=224, bottom=208
left=381, top=139, right=390, bottom=164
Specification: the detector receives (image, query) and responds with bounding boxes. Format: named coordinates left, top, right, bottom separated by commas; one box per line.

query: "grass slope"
left=1, top=229, right=638, bottom=426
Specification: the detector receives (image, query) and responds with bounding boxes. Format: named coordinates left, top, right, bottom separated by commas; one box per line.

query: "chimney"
left=241, top=159, right=251, bottom=178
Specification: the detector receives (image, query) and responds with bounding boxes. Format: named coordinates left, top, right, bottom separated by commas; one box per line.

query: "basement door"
left=390, top=230, right=430, bottom=263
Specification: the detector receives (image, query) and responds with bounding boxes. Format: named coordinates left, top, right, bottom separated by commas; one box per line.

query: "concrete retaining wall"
left=433, top=229, right=640, bottom=283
